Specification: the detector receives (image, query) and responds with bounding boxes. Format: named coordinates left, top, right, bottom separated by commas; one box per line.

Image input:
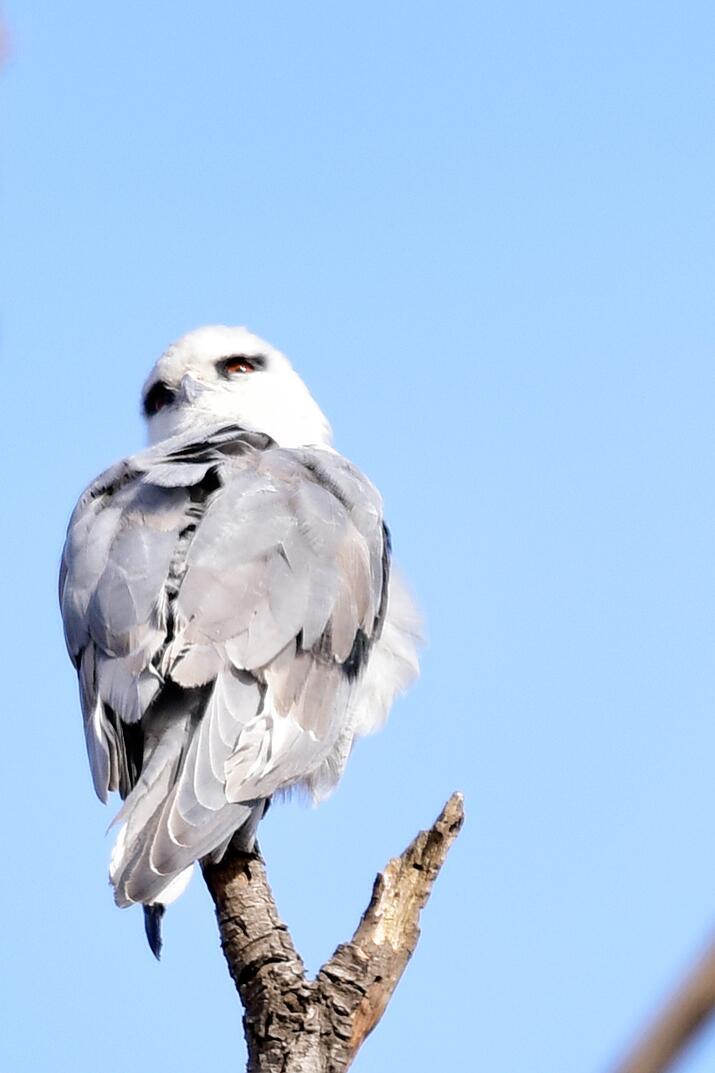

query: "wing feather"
left=60, top=425, right=411, bottom=908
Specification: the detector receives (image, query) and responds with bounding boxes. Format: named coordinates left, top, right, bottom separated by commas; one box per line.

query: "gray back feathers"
left=60, top=424, right=419, bottom=907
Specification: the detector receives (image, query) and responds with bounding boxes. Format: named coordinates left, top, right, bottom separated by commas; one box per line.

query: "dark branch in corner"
left=611, top=933, right=715, bottom=1073
left=202, top=792, right=465, bottom=1073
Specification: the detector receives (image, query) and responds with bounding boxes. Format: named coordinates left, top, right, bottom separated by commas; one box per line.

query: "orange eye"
left=217, top=354, right=266, bottom=378
left=221, top=357, right=256, bottom=375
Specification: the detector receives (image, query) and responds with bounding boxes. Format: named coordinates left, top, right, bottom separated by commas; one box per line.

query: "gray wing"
left=60, top=426, right=390, bottom=905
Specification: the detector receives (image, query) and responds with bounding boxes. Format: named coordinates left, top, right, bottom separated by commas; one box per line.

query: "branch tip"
left=203, top=792, right=464, bottom=1071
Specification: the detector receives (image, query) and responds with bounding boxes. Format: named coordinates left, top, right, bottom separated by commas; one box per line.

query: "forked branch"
left=202, top=792, right=464, bottom=1073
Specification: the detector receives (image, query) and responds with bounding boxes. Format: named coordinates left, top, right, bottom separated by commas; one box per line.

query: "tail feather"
left=108, top=673, right=270, bottom=946
left=109, top=689, right=265, bottom=907
left=143, top=904, right=165, bottom=960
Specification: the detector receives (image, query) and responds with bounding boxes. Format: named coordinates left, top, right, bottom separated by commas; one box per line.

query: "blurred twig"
left=612, top=934, right=715, bottom=1073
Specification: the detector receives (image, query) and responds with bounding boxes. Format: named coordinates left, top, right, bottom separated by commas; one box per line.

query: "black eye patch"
left=143, top=381, right=177, bottom=417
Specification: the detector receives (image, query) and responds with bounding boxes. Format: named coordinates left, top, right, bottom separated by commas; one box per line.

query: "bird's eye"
left=225, top=358, right=255, bottom=374
left=143, top=381, right=177, bottom=417
left=217, top=355, right=264, bottom=377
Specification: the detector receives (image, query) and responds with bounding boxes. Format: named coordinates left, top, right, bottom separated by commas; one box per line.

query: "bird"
left=59, top=325, right=420, bottom=957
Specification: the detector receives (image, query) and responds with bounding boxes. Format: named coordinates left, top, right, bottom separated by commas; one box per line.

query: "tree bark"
left=202, top=792, right=464, bottom=1072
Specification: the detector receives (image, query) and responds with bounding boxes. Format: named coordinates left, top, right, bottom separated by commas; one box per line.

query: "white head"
left=142, top=325, right=332, bottom=448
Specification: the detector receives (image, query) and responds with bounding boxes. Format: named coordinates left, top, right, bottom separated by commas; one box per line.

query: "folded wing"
left=59, top=426, right=414, bottom=906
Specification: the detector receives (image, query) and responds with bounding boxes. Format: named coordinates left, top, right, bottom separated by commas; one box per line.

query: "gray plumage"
left=61, top=406, right=420, bottom=915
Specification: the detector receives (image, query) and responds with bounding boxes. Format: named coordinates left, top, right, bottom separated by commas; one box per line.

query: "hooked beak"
left=179, top=374, right=203, bottom=404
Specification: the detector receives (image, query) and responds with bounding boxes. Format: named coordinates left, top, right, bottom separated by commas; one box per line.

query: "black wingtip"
left=143, top=903, right=166, bottom=960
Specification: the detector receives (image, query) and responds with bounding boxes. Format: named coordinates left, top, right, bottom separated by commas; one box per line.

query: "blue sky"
left=2, top=3, right=715, bottom=1071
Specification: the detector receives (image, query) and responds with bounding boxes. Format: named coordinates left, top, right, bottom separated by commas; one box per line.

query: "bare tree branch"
left=612, top=933, right=715, bottom=1073
left=202, top=792, right=464, bottom=1073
